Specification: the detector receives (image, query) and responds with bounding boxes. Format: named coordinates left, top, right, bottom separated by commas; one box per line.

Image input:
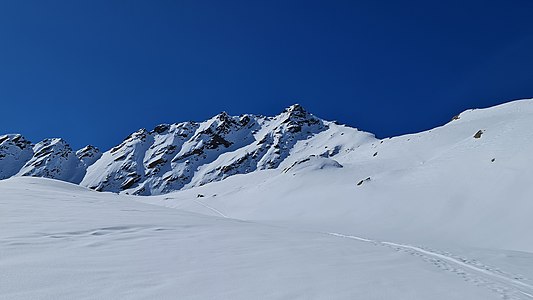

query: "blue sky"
left=1, top=0, right=533, bottom=150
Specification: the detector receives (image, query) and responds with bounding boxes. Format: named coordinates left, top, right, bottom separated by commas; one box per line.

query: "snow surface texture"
left=2, top=99, right=533, bottom=299
left=0, top=177, right=512, bottom=299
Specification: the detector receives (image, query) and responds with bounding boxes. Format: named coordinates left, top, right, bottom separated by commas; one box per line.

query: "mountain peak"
left=1, top=104, right=364, bottom=195
left=40, top=137, right=69, bottom=147
left=76, top=145, right=102, bottom=168
left=216, top=111, right=230, bottom=120
left=285, top=103, right=306, bottom=114
left=0, top=134, right=32, bottom=150
left=17, top=137, right=86, bottom=184
left=0, top=134, right=34, bottom=180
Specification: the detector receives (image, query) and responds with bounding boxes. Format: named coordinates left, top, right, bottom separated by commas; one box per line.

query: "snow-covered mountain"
left=141, top=98, right=533, bottom=252
left=76, top=145, right=102, bottom=168
left=0, top=134, right=101, bottom=184
left=1, top=99, right=532, bottom=200
left=80, top=104, right=368, bottom=195
left=0, top=134, right=33, bottom=180
left=3, top=99, right=533, bottom=299
left=16, top=138, right=88, bottom=184
left=0, top=104, right=374, bottom=194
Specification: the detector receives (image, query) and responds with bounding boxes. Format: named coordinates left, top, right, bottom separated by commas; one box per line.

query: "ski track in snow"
left=193, top=199, right=228, bottom=218
left=172, top=196, right=533, bottom=300
left=168, top=197, right=533, bottom=299
left=328, top=232, right=533, bottom=300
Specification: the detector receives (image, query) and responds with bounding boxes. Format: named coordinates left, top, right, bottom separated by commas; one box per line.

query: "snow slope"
left=141, top=99, right=533, bottom=253
left=3, top=99, right=532, bottom=203
left=0, top=177, right=508, bottom=299
left=0, top=134, right=101, bottom=183
left=3, top=99, right=533, bottom=299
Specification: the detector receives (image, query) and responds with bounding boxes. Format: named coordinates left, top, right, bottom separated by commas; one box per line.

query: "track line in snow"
left=382, top=241, right=533, bottom=293
left=328, top=232, right=533, bottom=300
left=155, top=196, right=533, bottom=299
left=193, top=199, right=228, bottom=218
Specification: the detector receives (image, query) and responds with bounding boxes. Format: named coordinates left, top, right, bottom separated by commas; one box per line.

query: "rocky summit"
left=1, top=105, right=369, bottom=195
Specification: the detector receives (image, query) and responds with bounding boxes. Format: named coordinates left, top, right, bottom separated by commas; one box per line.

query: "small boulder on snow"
left=357, top=177, right=371, bottom=186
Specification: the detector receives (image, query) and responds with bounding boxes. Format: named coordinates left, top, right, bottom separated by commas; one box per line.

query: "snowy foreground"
left=2, top=178, right=533, bottom=300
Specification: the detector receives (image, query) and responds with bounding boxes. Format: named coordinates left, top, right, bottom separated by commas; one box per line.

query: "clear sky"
left=1, top=0, right=532, bottom=150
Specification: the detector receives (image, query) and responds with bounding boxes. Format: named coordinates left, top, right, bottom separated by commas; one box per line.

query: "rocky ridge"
left=1, top=105, right=368, bottom=195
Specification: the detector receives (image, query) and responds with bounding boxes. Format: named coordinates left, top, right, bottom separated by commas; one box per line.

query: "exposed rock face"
left=0, top=134, right=34, bottom=179
left=283, top=155, right=343, bottom=174
left=76, top=145, right=102, bottom=168
left=81, top=105, right=329, bottom=195
left=1, top=104, right=370, bottom=195
left=17, top=138, right=86, bottom=183
left=82, top=128, right=157, bottom=192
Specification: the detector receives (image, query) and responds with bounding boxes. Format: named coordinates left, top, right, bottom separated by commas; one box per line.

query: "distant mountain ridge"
left=0, top=104, right=374, bottom=195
